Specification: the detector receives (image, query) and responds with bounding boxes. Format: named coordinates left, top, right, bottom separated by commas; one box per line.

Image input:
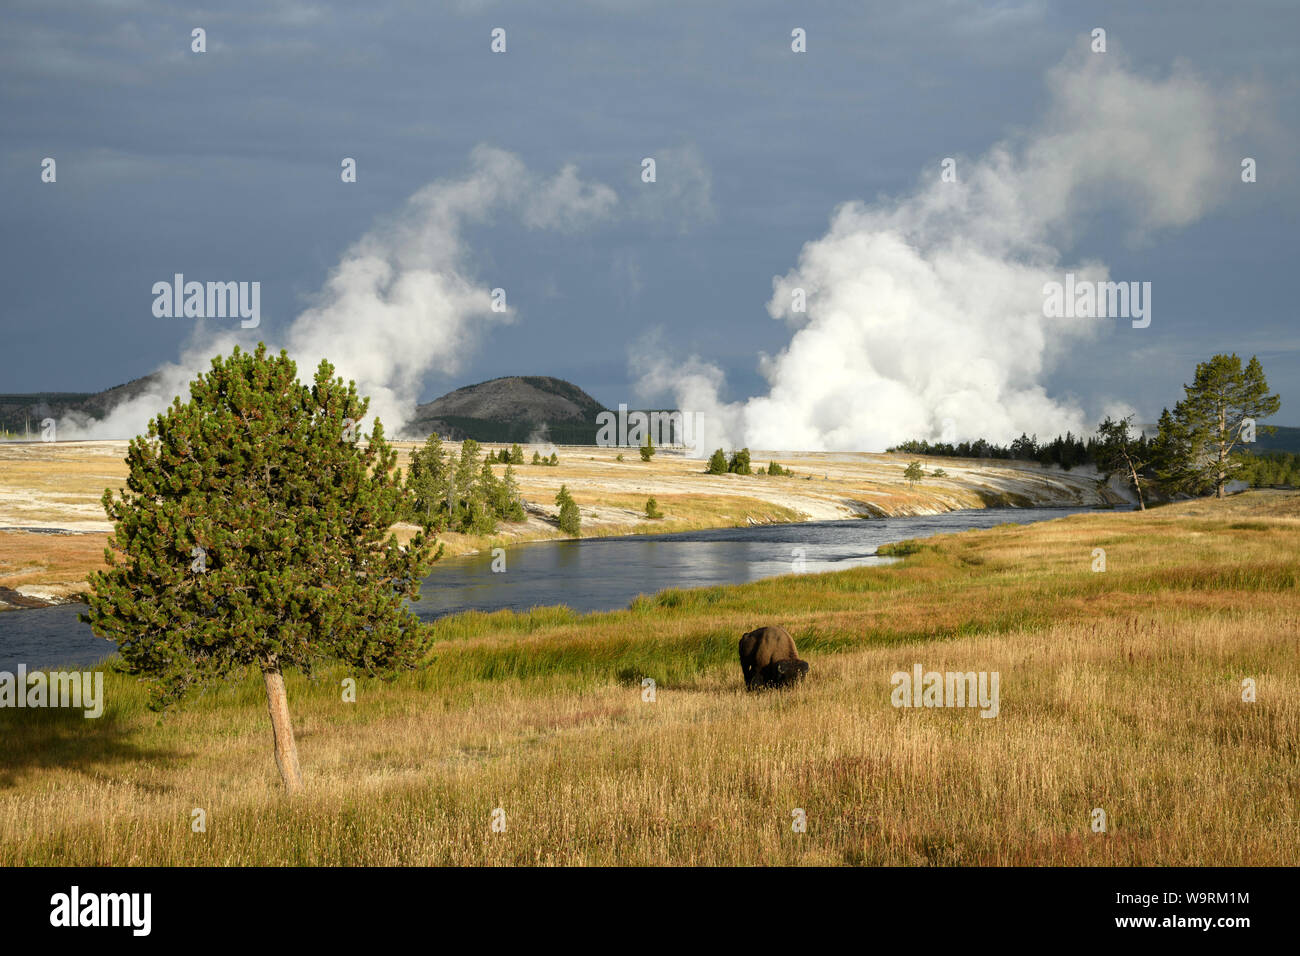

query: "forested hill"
left=0, top=374, right=163, bottom=435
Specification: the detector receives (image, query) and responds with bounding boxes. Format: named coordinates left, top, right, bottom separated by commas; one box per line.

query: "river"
left=0, top=505, right=1101, bottom=670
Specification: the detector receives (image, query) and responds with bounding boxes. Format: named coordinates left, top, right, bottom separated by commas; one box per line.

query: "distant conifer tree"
left=406, top=433, right=449, bottom=529
left=497, top=464, right=526, bottom=522
left=555, top=484, right=581, bottom=536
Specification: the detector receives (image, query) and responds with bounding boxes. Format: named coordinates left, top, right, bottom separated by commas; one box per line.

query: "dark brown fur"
left=739, top=625, right=809, bottom=690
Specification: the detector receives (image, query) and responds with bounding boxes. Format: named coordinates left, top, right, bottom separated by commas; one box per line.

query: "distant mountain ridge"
left=1251, top=424, right=1300, bottom=454
left=0, top=373, right=164, bottom=435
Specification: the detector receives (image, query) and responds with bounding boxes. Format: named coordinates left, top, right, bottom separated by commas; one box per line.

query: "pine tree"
left=640, top=433, right=655, bottom=462
left=707, top=448, right=728, bottom=474
left=728, top=448, right=752, bottom=475
left=406, top=432, right=449, bottom=529
left=555, top=484, right=581, bottom=536
left=82, top=345, right=436, bottom=793
left=509, top=443, right=525, bottom=465
left=1150, top=408, right=1201, bottom=497
left=449, top=439, right=481, bottom=528
left=1156, top=354, right=1281, bottom=498
left=497, top=464, right=526, bottom=522
left=903, top=461, right=924, bottom=486
left=471, top=458, right=501, bottom=535
left=1095, top=415, right=1152, bottom=509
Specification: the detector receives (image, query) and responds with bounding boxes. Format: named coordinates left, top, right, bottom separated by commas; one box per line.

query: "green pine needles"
left=555, top=484, right=581, bottom=536
left=82, top=344, right=438, bottom=793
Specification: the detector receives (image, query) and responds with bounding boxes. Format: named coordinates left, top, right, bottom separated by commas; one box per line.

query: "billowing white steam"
left=67, top=146, right=616, bottom=439
left=68, top=46, right=1259, bottom=452
left=636, top=45, right=1260, bottom=453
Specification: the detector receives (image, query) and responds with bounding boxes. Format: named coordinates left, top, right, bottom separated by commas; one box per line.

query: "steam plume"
left=68, top=146, right=616, bottom=439
left=635, top=45, right=1260, bottom=453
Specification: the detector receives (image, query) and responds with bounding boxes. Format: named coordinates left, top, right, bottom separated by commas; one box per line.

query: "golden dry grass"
left=0, top=531, right=107, bottom=594
left=0, top=491, right=1295, bottom=865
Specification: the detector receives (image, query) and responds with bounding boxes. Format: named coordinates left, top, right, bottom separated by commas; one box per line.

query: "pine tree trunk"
left=1129, top=465, right=1146, bottom=510
left=263, top=666, right=304, bottom=794
left=1217, top=407, right=1227, bottom=498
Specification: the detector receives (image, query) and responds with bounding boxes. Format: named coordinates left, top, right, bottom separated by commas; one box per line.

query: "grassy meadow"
left=1, top=491, right=1296, bottom=865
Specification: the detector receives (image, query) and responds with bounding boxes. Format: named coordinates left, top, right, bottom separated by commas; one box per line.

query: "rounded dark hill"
left=404, top=375, right=610, bottom=443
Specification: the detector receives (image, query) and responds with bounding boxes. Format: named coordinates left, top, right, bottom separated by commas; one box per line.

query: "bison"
left=739, top=625, right=809, bottom=690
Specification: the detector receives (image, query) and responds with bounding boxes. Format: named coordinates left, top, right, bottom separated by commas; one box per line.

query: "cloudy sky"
left=2, top=0, right=1297, bottom=447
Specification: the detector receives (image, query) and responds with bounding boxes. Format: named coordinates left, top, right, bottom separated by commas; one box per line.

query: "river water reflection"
left=1, top=505, right=1101, bottom=670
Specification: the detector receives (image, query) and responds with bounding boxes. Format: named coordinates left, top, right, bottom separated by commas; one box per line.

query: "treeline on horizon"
left=887, top=433, right=1299, bottom=488
left=887, top=354, right=1294, bottom=496
left=888, top=432, right=1102, bottom=470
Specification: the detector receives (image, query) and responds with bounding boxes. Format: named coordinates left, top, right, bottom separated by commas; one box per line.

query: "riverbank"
left=0, top=439, right=1128, bottom=609
left=1, top=490, right=1295, bottom=865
